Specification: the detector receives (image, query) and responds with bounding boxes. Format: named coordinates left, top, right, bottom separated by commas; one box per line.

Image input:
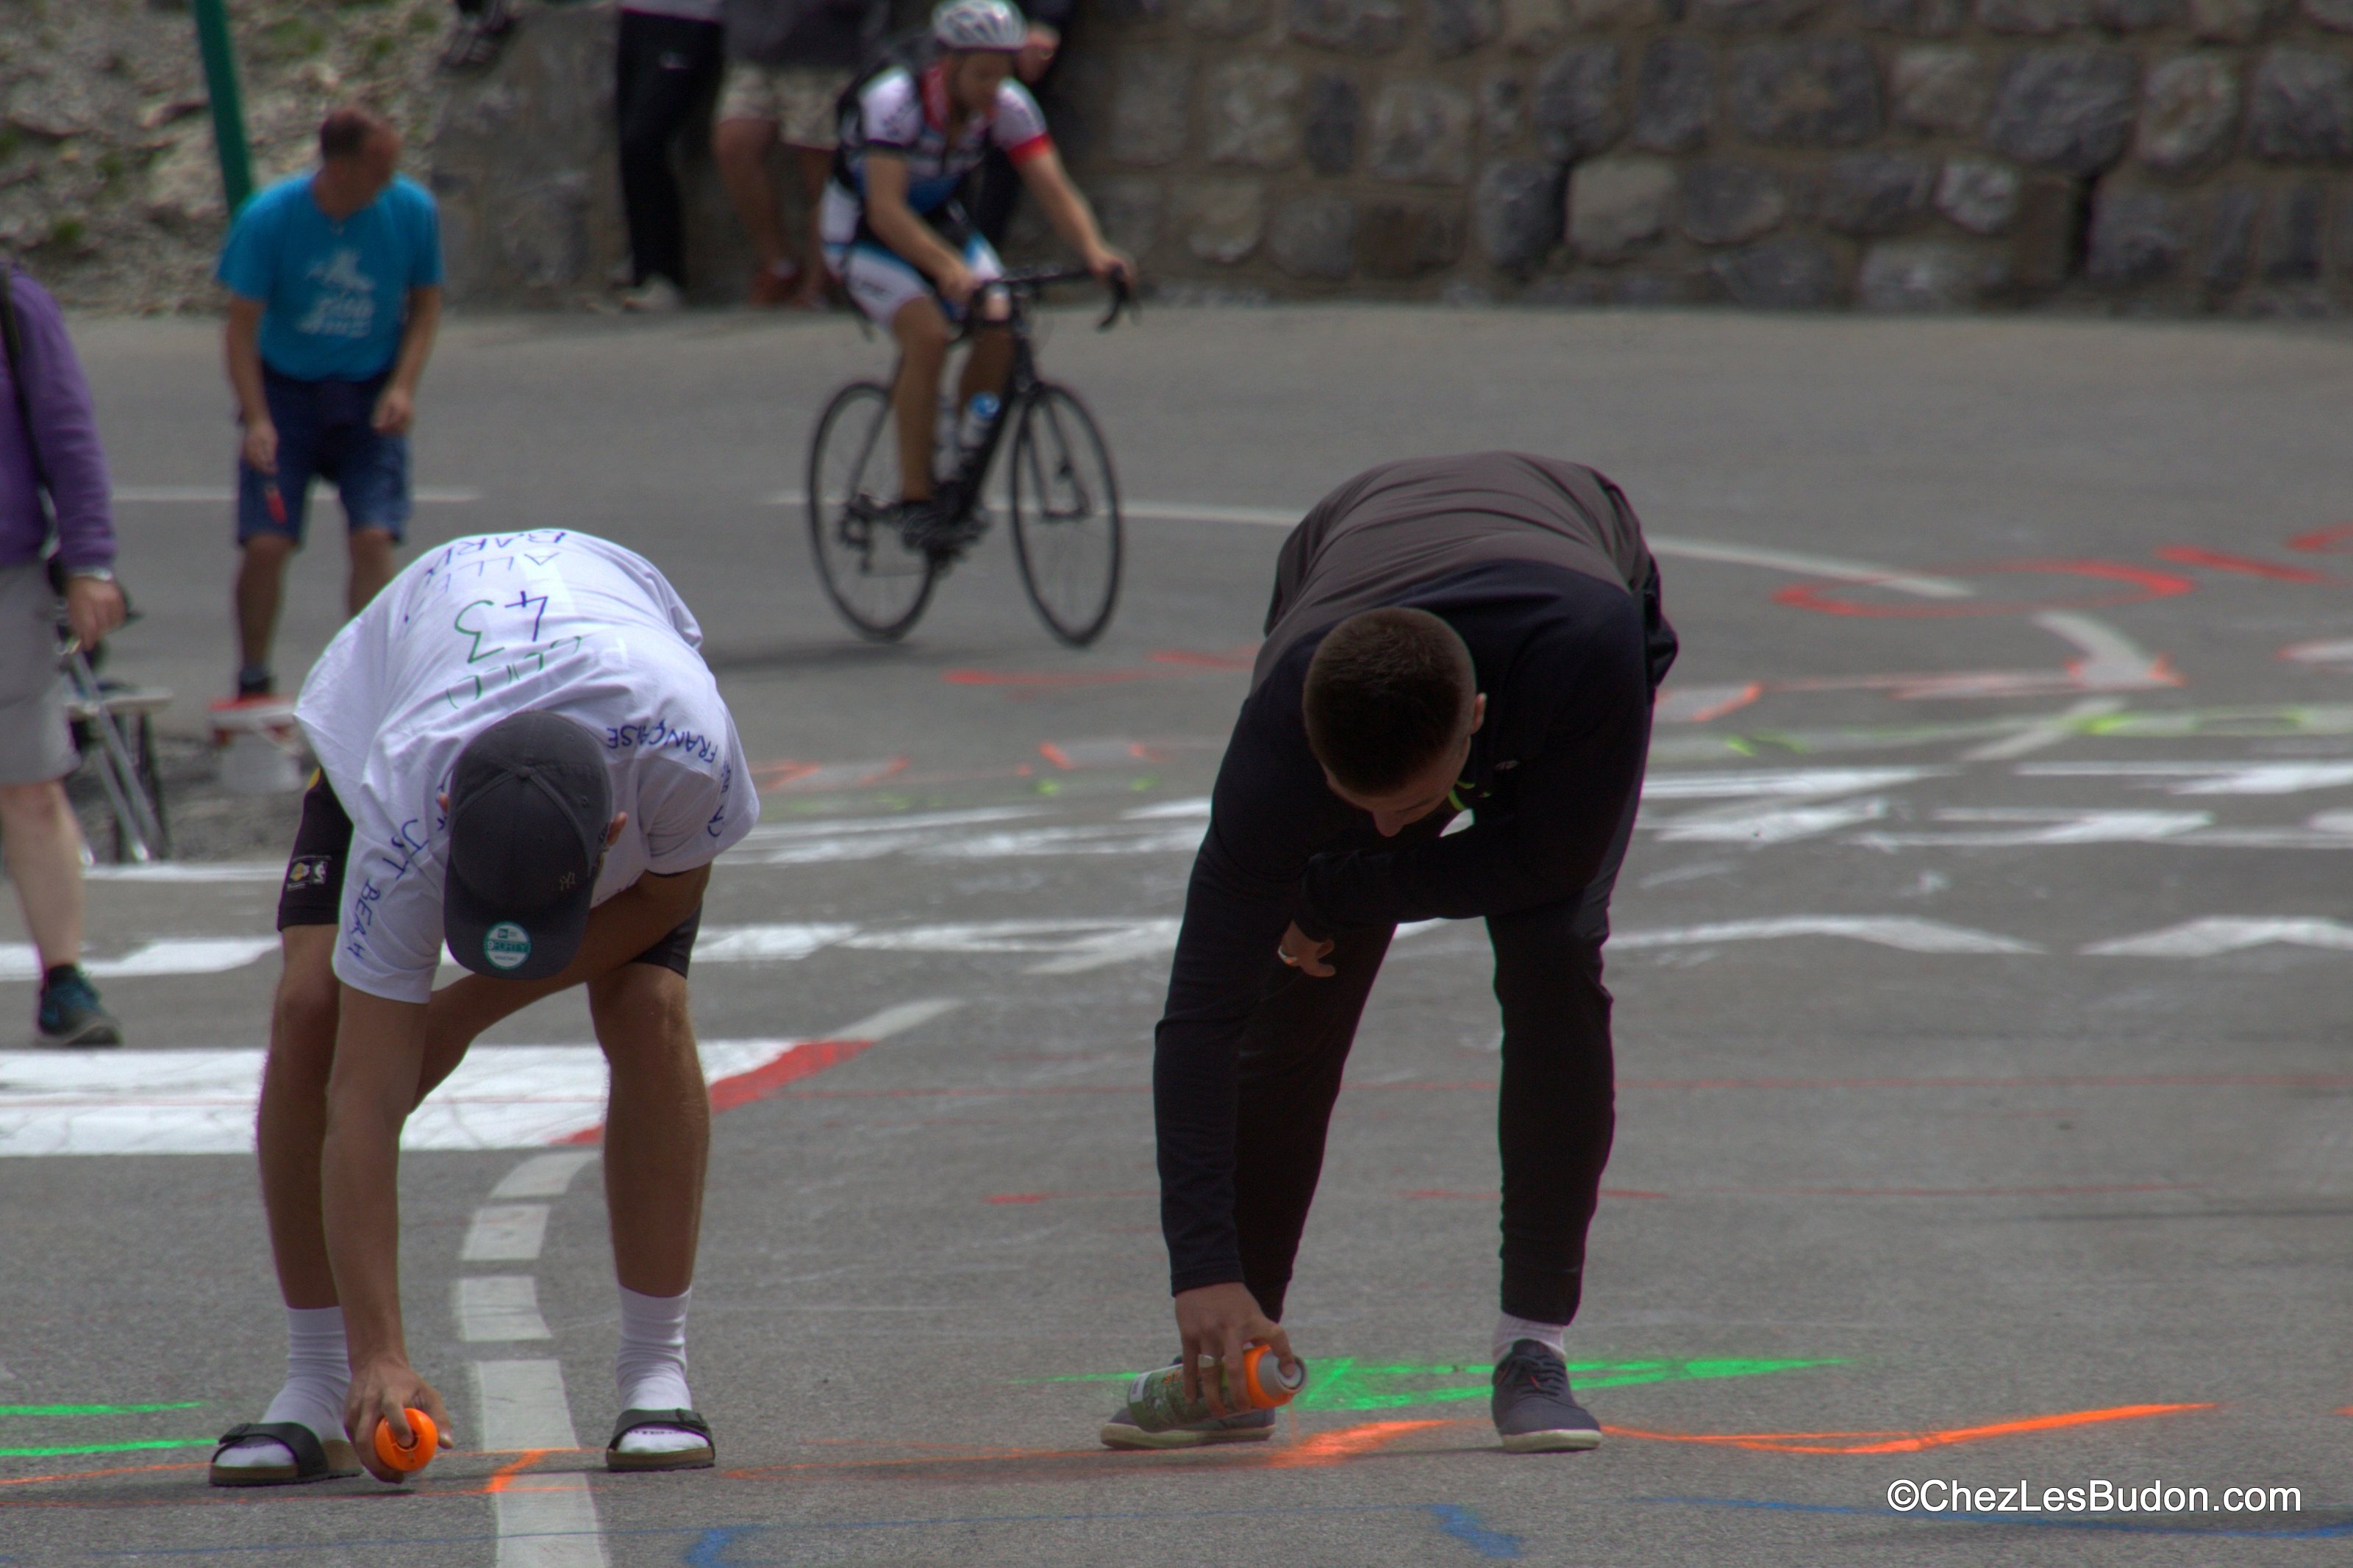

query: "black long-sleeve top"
left=1151, top=455, right=1677, bottom=1297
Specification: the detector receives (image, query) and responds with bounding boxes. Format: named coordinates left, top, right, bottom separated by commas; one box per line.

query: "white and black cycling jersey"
left=819, top=62, right=1052, bottom=250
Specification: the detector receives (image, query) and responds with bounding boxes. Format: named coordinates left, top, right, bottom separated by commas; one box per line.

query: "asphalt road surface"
left=4, top=303, right=2352, bottom=1565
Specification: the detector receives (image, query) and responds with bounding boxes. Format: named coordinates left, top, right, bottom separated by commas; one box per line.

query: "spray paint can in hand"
left=1124, top=1345, right=1307, bottom=1433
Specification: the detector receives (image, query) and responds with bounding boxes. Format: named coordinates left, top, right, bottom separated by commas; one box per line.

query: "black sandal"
left=208, top=1421, right=361, bottom=1487
left=605, top=1406, right=715, bottom=1472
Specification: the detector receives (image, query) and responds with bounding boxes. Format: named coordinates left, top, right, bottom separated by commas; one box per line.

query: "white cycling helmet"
left=932, top=0, right=1027, bottom=51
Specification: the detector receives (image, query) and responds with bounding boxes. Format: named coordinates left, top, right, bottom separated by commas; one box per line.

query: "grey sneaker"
left=1490, top=1339, right=1600, bottom=1453
left=1099, top=1403, right=1277, bottom=1451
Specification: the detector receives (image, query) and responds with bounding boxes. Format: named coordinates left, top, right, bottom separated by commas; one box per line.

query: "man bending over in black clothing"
left=1103, top=451, right=1678, bottom=1455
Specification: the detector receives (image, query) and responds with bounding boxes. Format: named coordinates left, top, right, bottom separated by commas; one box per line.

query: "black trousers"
left=1232, top=790, right=1638, bottom=1328
left=615, top=10, right=724, bottom=288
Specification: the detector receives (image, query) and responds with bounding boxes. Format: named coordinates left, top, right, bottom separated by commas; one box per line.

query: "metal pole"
left=188, top=0, right=254, bottom=215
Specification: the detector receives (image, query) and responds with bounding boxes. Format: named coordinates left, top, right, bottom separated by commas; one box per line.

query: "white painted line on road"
left=83, top=862, right=283, bottom=884
left=1644, top=535, right=1974, bottom=599
left=472, top=1359, right=607, bottom=1568
left=1124, top=501, right=1303, bottom=527
left=2021, top=761, right=2353, bottom=795
left=1854, top=808, right=2215, bottom=848
left=735, top=806, right=1041, bottom=842
left=0, top=1037, right=807, bottom=1156
left=114, top=486, right=484, bottom=504
left=1961, top=697, right=2128, bottom=763
left=493, top=1151, right=599, bottom=1200
left=0, top=937, right=277, bottom=983
left=1123, top=797, right=1213, bottom=819
left=464, top=1204, right=552, bottom=1264
left=692, top=923, right=858, bottom=963
left=2083, top=917, right=2353, bottom=958
left=1614, top=917, right=2040, bottom=955
left=1654, top=797, right=1889, bottom=845
left=458, top=1276, right=552, bottom=1341
left=829, top=997, right=963, bottom=1041
left=1643, top=767, right=1940, bottom=800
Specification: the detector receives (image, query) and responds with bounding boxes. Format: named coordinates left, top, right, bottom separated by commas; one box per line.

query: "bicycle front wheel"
left=1007, top=383, right=1122, bottom=648
left=807, top=380, right=936, bottom=642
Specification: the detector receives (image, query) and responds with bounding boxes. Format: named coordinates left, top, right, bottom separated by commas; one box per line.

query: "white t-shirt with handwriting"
left=296, top=530, right=758, bottom=1003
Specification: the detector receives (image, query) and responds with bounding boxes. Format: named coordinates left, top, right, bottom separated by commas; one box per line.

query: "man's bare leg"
left=0, top=779, right=89, bottom=970
left=591, top=962, right=712, bottom=1457
left=788, top=146, right=832, bottom=308
left=891, top=298, right=954, bottom=504
left=714, top=116, right=793, bottom=295
left=235, top=534, right=298, bottom=679
left=346, top=527, right=397, bottom=617
left=957, top=323, right=1015, bottom=410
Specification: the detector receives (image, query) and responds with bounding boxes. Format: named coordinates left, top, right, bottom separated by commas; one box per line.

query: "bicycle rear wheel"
left=1007, top=383, right=1122, bottom=648
left=807, top=380, right=936, bottom=642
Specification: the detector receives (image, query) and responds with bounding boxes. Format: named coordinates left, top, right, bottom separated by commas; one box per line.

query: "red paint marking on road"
left=2287, top=523, right=2353, bottom=554
left=1606, top=1402, right=2212, bottom=1456
left=751, top=758, right=909, bottom=795
left=1776, top=559, right=2198, bottom=620
left=2152, top=545, right=2332, bottom=583
left=1264, top=1420, right=1454, bottom=1468
left=1657, top=684, right=1766, bottom=723
left=559, top=1039, right=874, bottom=1145
left=1039, top=742, right=1074, bottom=770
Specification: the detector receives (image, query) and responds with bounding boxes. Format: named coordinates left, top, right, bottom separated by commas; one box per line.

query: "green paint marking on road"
left=1023, top=1357, right=1845, bottom=1410
left=0, top=1437, right=217, bottom=1458
left=0, top=1403, right=203, bottom=1417
left=1296, top=1357, right=1847, bottom=1412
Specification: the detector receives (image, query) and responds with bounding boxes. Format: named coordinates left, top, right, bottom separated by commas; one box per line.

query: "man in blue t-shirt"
left=215, top=107, right=444, bottom=704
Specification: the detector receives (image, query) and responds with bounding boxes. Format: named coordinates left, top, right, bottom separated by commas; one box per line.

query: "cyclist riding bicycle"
left=820, top=0, right=1130, bottom=548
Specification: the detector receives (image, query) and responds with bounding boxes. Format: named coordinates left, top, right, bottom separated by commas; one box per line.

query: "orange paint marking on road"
left=483, top=1449, right=555, bottom=1493
left=0, top=1461, right=207, bottom=1489
left=1265, top=1420, right=1454, bottom=1467
left=1605, top=1402, right=2214, bottom=1456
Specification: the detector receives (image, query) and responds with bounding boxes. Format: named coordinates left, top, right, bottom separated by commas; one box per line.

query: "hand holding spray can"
left=1124, top=1345, right=1307, bottom=1433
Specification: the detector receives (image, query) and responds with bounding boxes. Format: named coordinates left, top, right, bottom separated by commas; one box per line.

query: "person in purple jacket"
left=0, top=265, right=126, bottom=1046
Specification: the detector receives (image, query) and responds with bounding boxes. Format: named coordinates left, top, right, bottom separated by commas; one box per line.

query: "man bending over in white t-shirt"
left=210, top=530, right=758, bottom=1486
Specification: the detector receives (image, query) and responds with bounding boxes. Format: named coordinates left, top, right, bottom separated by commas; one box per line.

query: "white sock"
left=614, top=1286, right=704, bottom=1455
left=1493, top=1312, right=1568, bottom=1363
left=215, top=1306, right=351, bottom=1469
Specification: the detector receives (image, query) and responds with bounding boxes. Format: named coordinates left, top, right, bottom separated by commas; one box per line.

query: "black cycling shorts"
left=276, top=773, right=701, bottom=976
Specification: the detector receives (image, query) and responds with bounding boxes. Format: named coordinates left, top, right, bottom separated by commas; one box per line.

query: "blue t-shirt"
left=216, top=172, right=444, bottom=382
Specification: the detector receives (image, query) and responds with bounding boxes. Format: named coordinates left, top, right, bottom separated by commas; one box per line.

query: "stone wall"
left=1050, top=0, right=2353, bottom=309
left=432, top=4, right=772, bottom=307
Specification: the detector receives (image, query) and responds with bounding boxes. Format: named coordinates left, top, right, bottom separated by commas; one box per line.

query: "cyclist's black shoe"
left=882, top=498, right=944, bottom=550
left=1490, top=1339, right=1600, bottom=1453
left=38, top=965, right=122, bottom=1048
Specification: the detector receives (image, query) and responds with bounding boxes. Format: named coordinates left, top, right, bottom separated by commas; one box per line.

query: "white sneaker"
left=621, top=277, right=684, bottom=314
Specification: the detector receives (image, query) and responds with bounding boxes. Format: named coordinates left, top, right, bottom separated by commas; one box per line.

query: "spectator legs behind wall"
left=616, top=10, right=722, bottom=297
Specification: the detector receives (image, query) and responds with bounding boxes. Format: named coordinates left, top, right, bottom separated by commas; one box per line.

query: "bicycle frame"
left=913, top=267, right=1132, bottom=545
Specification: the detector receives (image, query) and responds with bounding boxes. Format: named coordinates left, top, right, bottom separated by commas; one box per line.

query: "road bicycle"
left=807, top=265, right=1132, bottom=646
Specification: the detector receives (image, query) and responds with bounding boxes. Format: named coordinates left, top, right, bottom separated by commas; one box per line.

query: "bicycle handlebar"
left=988, top=265, right=1135, bottom=330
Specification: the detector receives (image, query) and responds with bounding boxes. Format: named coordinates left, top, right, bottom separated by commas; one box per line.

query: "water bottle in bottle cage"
left=957, top=392, right=1001, bottom=463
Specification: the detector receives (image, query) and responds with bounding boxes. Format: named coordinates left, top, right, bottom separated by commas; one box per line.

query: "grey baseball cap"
left=443, top=711, right=613, bottom=982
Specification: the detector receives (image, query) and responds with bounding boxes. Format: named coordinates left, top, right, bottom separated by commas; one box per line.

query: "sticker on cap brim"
left=483, top=922, right=532, bottom=971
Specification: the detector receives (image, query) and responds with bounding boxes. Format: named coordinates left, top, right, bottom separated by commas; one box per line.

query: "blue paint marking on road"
left=1427, top=1503, right=1523, bottom=1558
left=1641, top=1496, right=2353, bottom=1540
left=683, top=1527, right=760, bottom=1567
left=674, top=1504, right=1443, bottom=1563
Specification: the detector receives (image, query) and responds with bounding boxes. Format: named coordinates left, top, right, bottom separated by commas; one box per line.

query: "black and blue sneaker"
left=1490, top=1339, right=1601, bottom=1453
left=38, top=964, right=121, bottom=1048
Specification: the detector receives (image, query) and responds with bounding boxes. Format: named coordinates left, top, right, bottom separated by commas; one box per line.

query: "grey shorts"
left=0, top=563, right=74, bottom=788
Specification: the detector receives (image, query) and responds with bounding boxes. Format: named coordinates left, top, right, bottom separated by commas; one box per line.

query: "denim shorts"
left=236, top=366, right=411, bottom=546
